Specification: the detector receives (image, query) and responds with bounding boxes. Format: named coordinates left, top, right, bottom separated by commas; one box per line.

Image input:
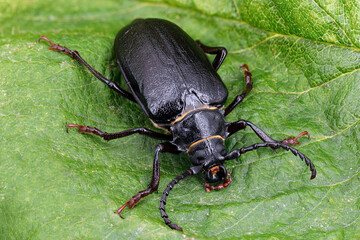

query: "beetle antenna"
left=159, top=169, right=193, bottom=231
left=224, top=142, right=316, bottom=179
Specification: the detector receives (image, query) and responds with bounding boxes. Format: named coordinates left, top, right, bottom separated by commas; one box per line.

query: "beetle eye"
left=190, top=150, right=206, bottom=165
left=215, top=143, right=227, bottom=156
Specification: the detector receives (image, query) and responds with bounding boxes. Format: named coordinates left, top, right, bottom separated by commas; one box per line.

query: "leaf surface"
left=0, top=0, right=359, bottom=239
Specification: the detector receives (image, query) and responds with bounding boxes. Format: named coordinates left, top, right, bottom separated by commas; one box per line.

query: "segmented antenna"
left=225, top=142, right=316, bottom=179
left=159, top=169, right=193, bottom=231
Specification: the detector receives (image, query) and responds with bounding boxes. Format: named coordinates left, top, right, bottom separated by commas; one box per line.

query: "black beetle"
left=39, top=18, right=316, bottom=231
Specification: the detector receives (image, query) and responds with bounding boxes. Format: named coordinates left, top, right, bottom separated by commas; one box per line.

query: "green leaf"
left=1, top=0, right=359, bottom=239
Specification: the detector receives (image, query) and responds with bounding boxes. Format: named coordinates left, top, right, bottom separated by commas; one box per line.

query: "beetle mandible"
left=39, top=18, right=316, bottom=231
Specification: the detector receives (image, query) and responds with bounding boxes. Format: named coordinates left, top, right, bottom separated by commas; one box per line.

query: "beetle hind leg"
left=196, top=40, right=227, bottom=71
left=224, top=64, right=253, bottom=116
left=38, top=36, right=136, bottom=103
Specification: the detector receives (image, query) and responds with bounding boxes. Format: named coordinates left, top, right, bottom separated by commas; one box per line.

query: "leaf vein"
left=229, top=34, right=280, bottom=54
left=311, top=0, right=354, bottom=46
left=139, top=0, right=360, bottom=52
left=255, top=68, right=360, bottom=96
left=231, top=0, right=240, bottom=18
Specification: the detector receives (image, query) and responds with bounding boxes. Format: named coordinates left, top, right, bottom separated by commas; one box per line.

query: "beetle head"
left=187, top=137, right=228, bottom=183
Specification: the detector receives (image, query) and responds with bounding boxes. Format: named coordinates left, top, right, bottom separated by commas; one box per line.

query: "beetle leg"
left=66, top=123, right=172, bottom=140
left=116, top=142, right=180, bottom=218
left=226, top=121, right=310, bottom=146
left=196, top=40, right=227, bottom=71
left=224, top=142, right=316, bottom=180
left=205, top=172, right=232, bottom=192
left=226, top=120, right=278, bottom=143
left=281, top=131, right=310, bottom=145
left=38, top=36, right=136, bottom=103
left=224, top=64, right=253, bottom=116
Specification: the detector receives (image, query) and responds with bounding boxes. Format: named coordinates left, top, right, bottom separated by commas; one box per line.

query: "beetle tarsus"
left=38, top=35, right=53, bottom=45
left=115, top=201, right=130, bottom=219
left=281, top=131, right=310, bottom=145
left=224, top=65, right=253, bottom=116
left=115, top=192, right=145, bottom=218
left=115, top=143, right=178, bottom=222
left=239, top=64, right=249, bottom=72
left=205, top=172, right=232, bottom=192
left=39, top=35, right=76, bottom=57
left=66, top=123, right=103, bottom=136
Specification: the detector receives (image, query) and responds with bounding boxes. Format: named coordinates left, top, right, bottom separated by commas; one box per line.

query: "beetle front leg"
left=116, top=142, right=180, bottom=218
left=224, top=64, right=253, bottom=116
left=226, top=120, right=277, bottom=142
left=38, top=36, right=136, bottom=103
left=226, top=120, right=310, bottom=146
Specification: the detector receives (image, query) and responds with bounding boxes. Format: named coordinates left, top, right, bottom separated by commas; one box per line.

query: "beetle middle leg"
left=38, top=36, right=136, bottom=103
left=66, top=124, right=172, bottom=141
left=196, top=40, right=227, bottom=71
left=224, top=64, right=253, bottom=116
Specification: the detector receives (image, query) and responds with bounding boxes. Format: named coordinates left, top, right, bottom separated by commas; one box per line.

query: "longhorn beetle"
left=39, top=18, right=316, bottom=231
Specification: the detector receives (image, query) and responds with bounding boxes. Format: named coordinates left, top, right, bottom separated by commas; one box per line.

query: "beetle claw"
left=38, top=35, right=54, bottom=45
left=39, top=35, right=75, bottom=56
left=115, top=201, right=131, bottom=219
left=239, top=64, right=249, bottom=72
left=281, top=131, right=310, bottom=145
left=114, top=210, right=125, bottom=219
left=66, top=123, right=82, bottom=132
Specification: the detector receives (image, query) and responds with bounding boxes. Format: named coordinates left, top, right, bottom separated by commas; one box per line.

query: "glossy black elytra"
left=39, top=18, right=316, bottom=231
